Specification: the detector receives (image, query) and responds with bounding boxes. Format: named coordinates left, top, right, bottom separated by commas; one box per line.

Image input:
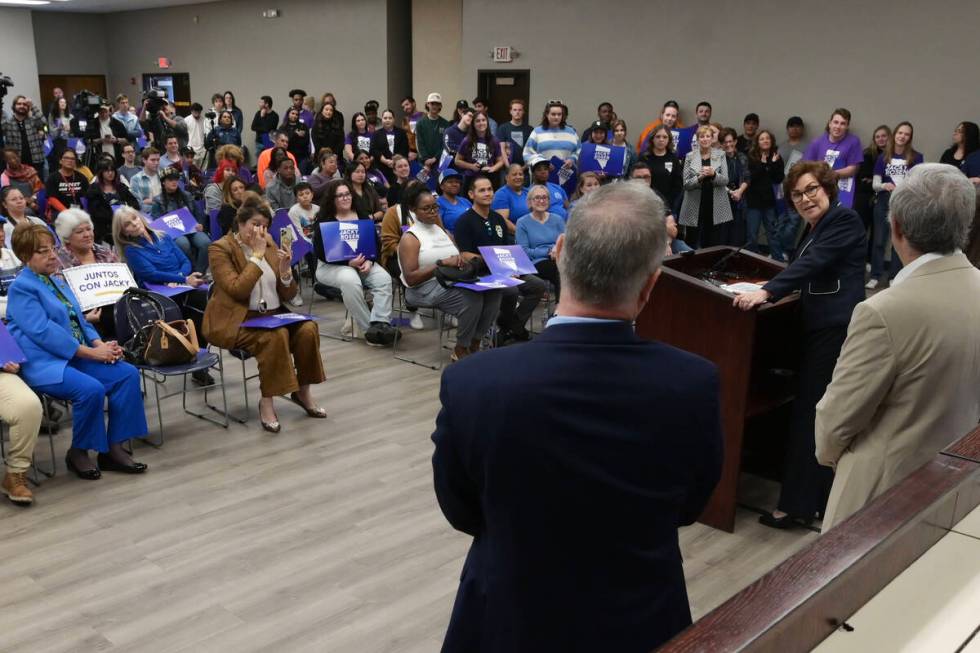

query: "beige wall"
left=0, top=8, right=41, bottom=107
left=459, top=0, right=980, bottom=157
left=412, top=0, right=464, bottom=109
left=32, top=12, right=109, bottom=77
left=101, top=0, right=392, bottom=124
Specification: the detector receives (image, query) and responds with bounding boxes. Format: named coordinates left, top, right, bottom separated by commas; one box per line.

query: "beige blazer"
left=815, top=253, right=980, bottom=530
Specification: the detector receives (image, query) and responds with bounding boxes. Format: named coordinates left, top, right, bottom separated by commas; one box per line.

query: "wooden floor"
left=0, top=296, right=817, bottom=652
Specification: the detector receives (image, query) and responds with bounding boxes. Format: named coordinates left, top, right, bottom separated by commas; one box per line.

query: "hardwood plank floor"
left=0, top=297, right=816, bottom=652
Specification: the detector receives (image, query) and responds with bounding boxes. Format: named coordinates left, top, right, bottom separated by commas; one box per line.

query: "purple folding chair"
left=34, top=189, right=47, bottom=220
left=80, top=197, right=89, bottom=211
left=238, top=167, right=253, bottom=185
left=209, top=209, right=222, bottom=239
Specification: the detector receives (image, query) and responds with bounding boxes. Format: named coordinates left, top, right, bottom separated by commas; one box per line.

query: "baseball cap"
left=456, top=100, right=469, bottom=110
left=590, top=120, right=610, bottom=132
left=426, top=92, right=442, bottom=104
left=160, top=167, right=181, bottom=180
left=439, top=168, right=463, bottom=184
left=786, top=116, right=804, bottom=128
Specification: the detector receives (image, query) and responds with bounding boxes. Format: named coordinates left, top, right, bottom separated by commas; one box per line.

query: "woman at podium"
left=733, top=161, right=865, bottom=530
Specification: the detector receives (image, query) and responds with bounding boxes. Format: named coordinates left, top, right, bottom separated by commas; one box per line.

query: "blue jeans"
left=34, top=358, right=148, bottom=452
left=775, top=209, right=801, bottom=260
left=745, top=207, right=774, bottom=255
left=870, top=192, right=903, bottom=280
left=175, top=231, right=211, bottom=273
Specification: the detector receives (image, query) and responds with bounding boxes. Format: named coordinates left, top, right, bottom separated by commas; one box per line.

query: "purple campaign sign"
left=579, top=143, right=626, bottom=176
left=319, top=220, right=377, bottom=263
left=478, top=245, right=536, bottom=277
left=241, top=312, right=314, bottom=329
left=149, top=207, right=199, bottom=238
left=270, top=209, right=313, bottom=265
left=455, top=275, right=525, bottom=292
left=208, top=208, right=222, bottom=239
left=548, top=156, right=577, bottom=194
left=0, top=321, right=27, bottom=366
left=144, top=282, right=210, bottom=298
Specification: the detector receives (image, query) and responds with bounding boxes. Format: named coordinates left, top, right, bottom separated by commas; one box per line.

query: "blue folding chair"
left=114, top=290, right=228, bottom=446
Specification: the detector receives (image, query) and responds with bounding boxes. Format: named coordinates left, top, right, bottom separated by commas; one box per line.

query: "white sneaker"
left=289, top=295, right=304, bottom=307
left=865, top=279, right=879, bottom=290
left=409, top=312, right=424, bottom=330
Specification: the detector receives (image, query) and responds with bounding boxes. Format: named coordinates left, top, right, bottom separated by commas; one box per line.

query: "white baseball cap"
left=426, top=92, right=443, bottom=104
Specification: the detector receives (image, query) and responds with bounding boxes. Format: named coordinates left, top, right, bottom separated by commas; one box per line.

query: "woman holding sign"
left=313, top=179, right=398, bottom=347
left=7, top=223, right=149, bottom=479
left=204, top=194, right=326, bottom=433
left=113, top=207, right=213, bottom=386
left=54, top=208, right=120, bottom=338
left=151, top=167, right=211, bottom=274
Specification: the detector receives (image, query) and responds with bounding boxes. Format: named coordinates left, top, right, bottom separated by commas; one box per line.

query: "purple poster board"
left=208, top=208, right=222, bottom=239
left=318, top=220, right=377, bottom=262
left=578, top=143, right=626, bottom=176
left=144, top=282, right=210, bottom=298
left=0, top=321, right=27, bottom=365
left=548, top=156, right=577, bottom=194
left=270, top=208, right=313, bottom=265
left=455, top=275, right=525, bottom=292
left=148, top=207, right=199, bottom=239
left=241, top=312, right=314, bottom=329
left=477, top=245, right=536, bottom=277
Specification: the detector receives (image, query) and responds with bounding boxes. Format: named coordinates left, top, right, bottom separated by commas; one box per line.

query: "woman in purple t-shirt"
left=454, top=111, right=506, bottom=192
left=867, top=122, right=923, bottom=288
left=344, top=112, right=374, bottom=163
left=803, top=108, right=863, bottom=208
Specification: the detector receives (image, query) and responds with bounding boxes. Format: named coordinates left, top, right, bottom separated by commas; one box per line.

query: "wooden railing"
left=659, top=425, right=980, bottom=652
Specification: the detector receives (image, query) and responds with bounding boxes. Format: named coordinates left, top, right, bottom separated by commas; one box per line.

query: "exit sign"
left=157, top=57, right=171, bottom=69
left=492, top=46, right=512, bottom=63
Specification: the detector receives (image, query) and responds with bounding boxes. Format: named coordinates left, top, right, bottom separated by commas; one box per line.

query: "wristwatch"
left=249, top=255, right=263, bottom=265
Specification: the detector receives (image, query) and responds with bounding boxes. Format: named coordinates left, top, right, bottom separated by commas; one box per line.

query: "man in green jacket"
left=414, top=92, right=451, bottom=172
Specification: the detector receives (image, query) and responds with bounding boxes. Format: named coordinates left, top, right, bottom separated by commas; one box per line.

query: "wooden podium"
left=635, top=246, right=800, bottom=532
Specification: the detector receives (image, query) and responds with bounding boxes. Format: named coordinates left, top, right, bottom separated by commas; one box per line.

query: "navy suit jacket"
left=432, top=321, right=724, bottom=653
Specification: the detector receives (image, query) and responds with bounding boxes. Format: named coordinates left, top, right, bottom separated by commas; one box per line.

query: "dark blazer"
left=763, top=204, right=866, bottom=331
left=433, top=321, right=724, bottom=653
left=83, top=116, right=129, bottom=163
left=85, top=181, right=139, bottom=243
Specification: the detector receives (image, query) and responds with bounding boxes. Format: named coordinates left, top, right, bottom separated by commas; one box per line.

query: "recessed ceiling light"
left=0, top=1, right=52, bottom=5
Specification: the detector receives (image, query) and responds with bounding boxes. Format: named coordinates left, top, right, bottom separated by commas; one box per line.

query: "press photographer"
left=81, top=95, right=128, bottom=165
left=139, top=88, right=186, bottom=148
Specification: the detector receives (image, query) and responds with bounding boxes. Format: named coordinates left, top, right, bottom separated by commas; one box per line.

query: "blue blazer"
left=762, top=204, right=866, bottom=331
left=432, top=321, right=724, bottom=653
left=125, top=232, right=192, bottom=285
left=7, top=268, right=100, bottom=387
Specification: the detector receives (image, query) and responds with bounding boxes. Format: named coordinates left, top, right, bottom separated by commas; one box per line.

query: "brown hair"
left=884, top=121, right=919, bottom=168
left=234, top=192, right=273, bottom=229
left=748, top=130, right=779, bottom=163
left=11, top=222, right=55, bottom=264
left=215, top=144, right=244, bottom=166
left=140, top=146, right=160, bottom=161
left=783, top=161, right=838, bottom=204
left=509, top=98, right=526, bottom=110
left=221, top=175, right=246, bottom=207
left=719, top=127, right=738, bottom=145
left=868, top=124, right=891, bottom=161
left=825, top=108, right=852, bottom=133
left=571, top=172, right=601, bottom=200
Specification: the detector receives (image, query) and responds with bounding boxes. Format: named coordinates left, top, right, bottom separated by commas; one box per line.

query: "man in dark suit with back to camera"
left=432, top=181, right=725, bottom=652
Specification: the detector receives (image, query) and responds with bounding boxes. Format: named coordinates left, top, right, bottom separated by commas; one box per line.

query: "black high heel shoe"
left=289, top=392, right=327, bottom=418
left=97, top=453, right=148, bottom=474
left=759, top=512, right=813, bottom=530
left=65, top=452, right=101, bottom=480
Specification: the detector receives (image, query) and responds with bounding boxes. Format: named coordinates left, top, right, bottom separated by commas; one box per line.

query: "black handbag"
left=434, top=260, right=480, bottom=288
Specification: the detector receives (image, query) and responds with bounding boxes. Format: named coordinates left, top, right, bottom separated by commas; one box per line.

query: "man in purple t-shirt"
left=803, top=108, right=863, bottom=208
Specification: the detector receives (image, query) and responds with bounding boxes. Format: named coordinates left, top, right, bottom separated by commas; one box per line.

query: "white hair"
left=889, top=163, right=975, bottom=254
left=54, top=208, right=93, bottom=244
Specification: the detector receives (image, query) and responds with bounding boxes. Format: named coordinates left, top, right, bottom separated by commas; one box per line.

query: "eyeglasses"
left=530, top=195, right=550, bottom=202
left=335, top=192, right=352, bottom=199
left=416, top=204, right=438, bottom=213
left=790, top=183, right=822, bottom=203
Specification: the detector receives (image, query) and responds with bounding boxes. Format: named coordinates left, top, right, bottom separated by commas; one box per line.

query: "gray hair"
left=559, top=181, right=667, bottom=307
left=54, top=208, right=94, bottom=243
left=889, top=163, right=974, bottom=254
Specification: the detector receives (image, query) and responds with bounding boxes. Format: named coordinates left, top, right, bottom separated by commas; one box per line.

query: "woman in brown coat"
left=204, top=193, right=326, bottom=433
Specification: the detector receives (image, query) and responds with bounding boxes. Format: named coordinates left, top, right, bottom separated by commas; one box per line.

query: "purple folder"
left=455, top=275, right=525, bottom=292
left=578, top=142, right=626, bottom=176
left=240, top=312, right=314, bottom=329
left=270, top=209, right=313, bottom=265
left=478, top=245, right=536, bottom=277
left=319, top=220, right=377, bottom=262
left=149, top=207, right=199, bottom=239
left=0, top=321, right=27, bottom=365
left=144, top=282, right=210, bottom=298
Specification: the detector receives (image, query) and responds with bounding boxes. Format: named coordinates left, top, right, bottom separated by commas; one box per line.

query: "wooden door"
left=477, top=70, right=530, bottom=128
left=38, top=74, right=108, bottom=108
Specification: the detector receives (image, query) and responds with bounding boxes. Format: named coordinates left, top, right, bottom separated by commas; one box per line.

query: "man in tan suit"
left=815, top=164, right=980, bottom=531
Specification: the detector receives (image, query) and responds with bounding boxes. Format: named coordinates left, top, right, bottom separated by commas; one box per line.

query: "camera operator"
left=1, top=95, right=48, bottom=178
left=84, top=101, right=128, bottom=164
left=112, top=94, right=143, bottom=148
left=183, top=102, right=207, bottom=168
left=140, top=90, right=185, bottom=148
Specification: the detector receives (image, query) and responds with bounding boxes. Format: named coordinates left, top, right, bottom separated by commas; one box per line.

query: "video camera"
left=72, top=90, right=107, bottom=121
left=143, top=87, right=168, bottom=115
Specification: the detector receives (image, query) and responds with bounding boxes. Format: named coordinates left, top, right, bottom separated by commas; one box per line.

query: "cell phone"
left=280, top=227, right=294, bottom=250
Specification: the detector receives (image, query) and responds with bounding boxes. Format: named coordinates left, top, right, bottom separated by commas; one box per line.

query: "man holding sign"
left=455, top=175, right=546, bottom=343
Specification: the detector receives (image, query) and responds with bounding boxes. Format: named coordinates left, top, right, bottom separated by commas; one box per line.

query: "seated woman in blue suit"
left=6, top=222, right=148, bottom=480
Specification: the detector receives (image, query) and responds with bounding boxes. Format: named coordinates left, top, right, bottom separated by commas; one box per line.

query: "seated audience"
left=516, top=184, right=565, bottom=300
left=313, top=179, right=398, bottom=346
left=816, top=165, right=980, bottom=530
left=214, top=175, right=247, bottom=237
left=128, top=147, right=163, bottom=210
left=436, top=169, right=472, bottom=233
left=159, top=134, right=183, bottom=169
left=203, top=194, right=326, bottom=433
left=385, top=155, right=413, bottom=207
left=455, top=175, right=546, bottom=343
left=679, top=126, right=732, bottom=248
left=257, top=134, right=297, bottom=190
left=1, top=188, right=46, bottom=257
left=345, top=159, right=385, bottom=222
left=432, top=182, right=722, bottom=653
left=151, top=167, right=210, bottom=273
left=266, top=154, right=298, bottom=211
left=307, top=148, right=342, bottom=201
left=528, top=159, right=570, bottom=222
left=491, top=164, right=530, bottom=224
left=54, top=208, right=119, bottom=335
left=355, top=149, right=390, bottom=194
left=177, top=146, right=205, bottom=196
left=398, top=187, right=502, bottom=361
left=44, top=148, right=89, bottom=221
left=6, top=223, right=148, bottom=480
left=85, top=157, right=140, bottom=244
left=1, top=149, right=43, bottom=211
left=112, top=206, right=212, bottom=385
left=288, top=181, right=319, bottom=242
left=117, top=143, right=141, bottom=183
left=570, top=171, right=601, bottom=208
left=0, top=362, right=43, bottom=505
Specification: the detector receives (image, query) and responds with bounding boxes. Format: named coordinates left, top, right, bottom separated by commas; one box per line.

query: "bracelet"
left=249, top=255, right=263, bottom=265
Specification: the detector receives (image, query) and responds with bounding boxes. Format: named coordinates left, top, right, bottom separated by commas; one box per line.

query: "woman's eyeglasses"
left=790, top=183, right=822, bottom=203
left=335, top=192, right=352, bottom=199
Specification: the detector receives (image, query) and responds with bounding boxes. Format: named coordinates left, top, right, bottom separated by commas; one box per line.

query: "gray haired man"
left=816, top=163, right=980, bottom=530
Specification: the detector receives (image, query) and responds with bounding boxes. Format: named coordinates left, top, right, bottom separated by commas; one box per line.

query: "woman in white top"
left=398, top=188, right=502, bottom=361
